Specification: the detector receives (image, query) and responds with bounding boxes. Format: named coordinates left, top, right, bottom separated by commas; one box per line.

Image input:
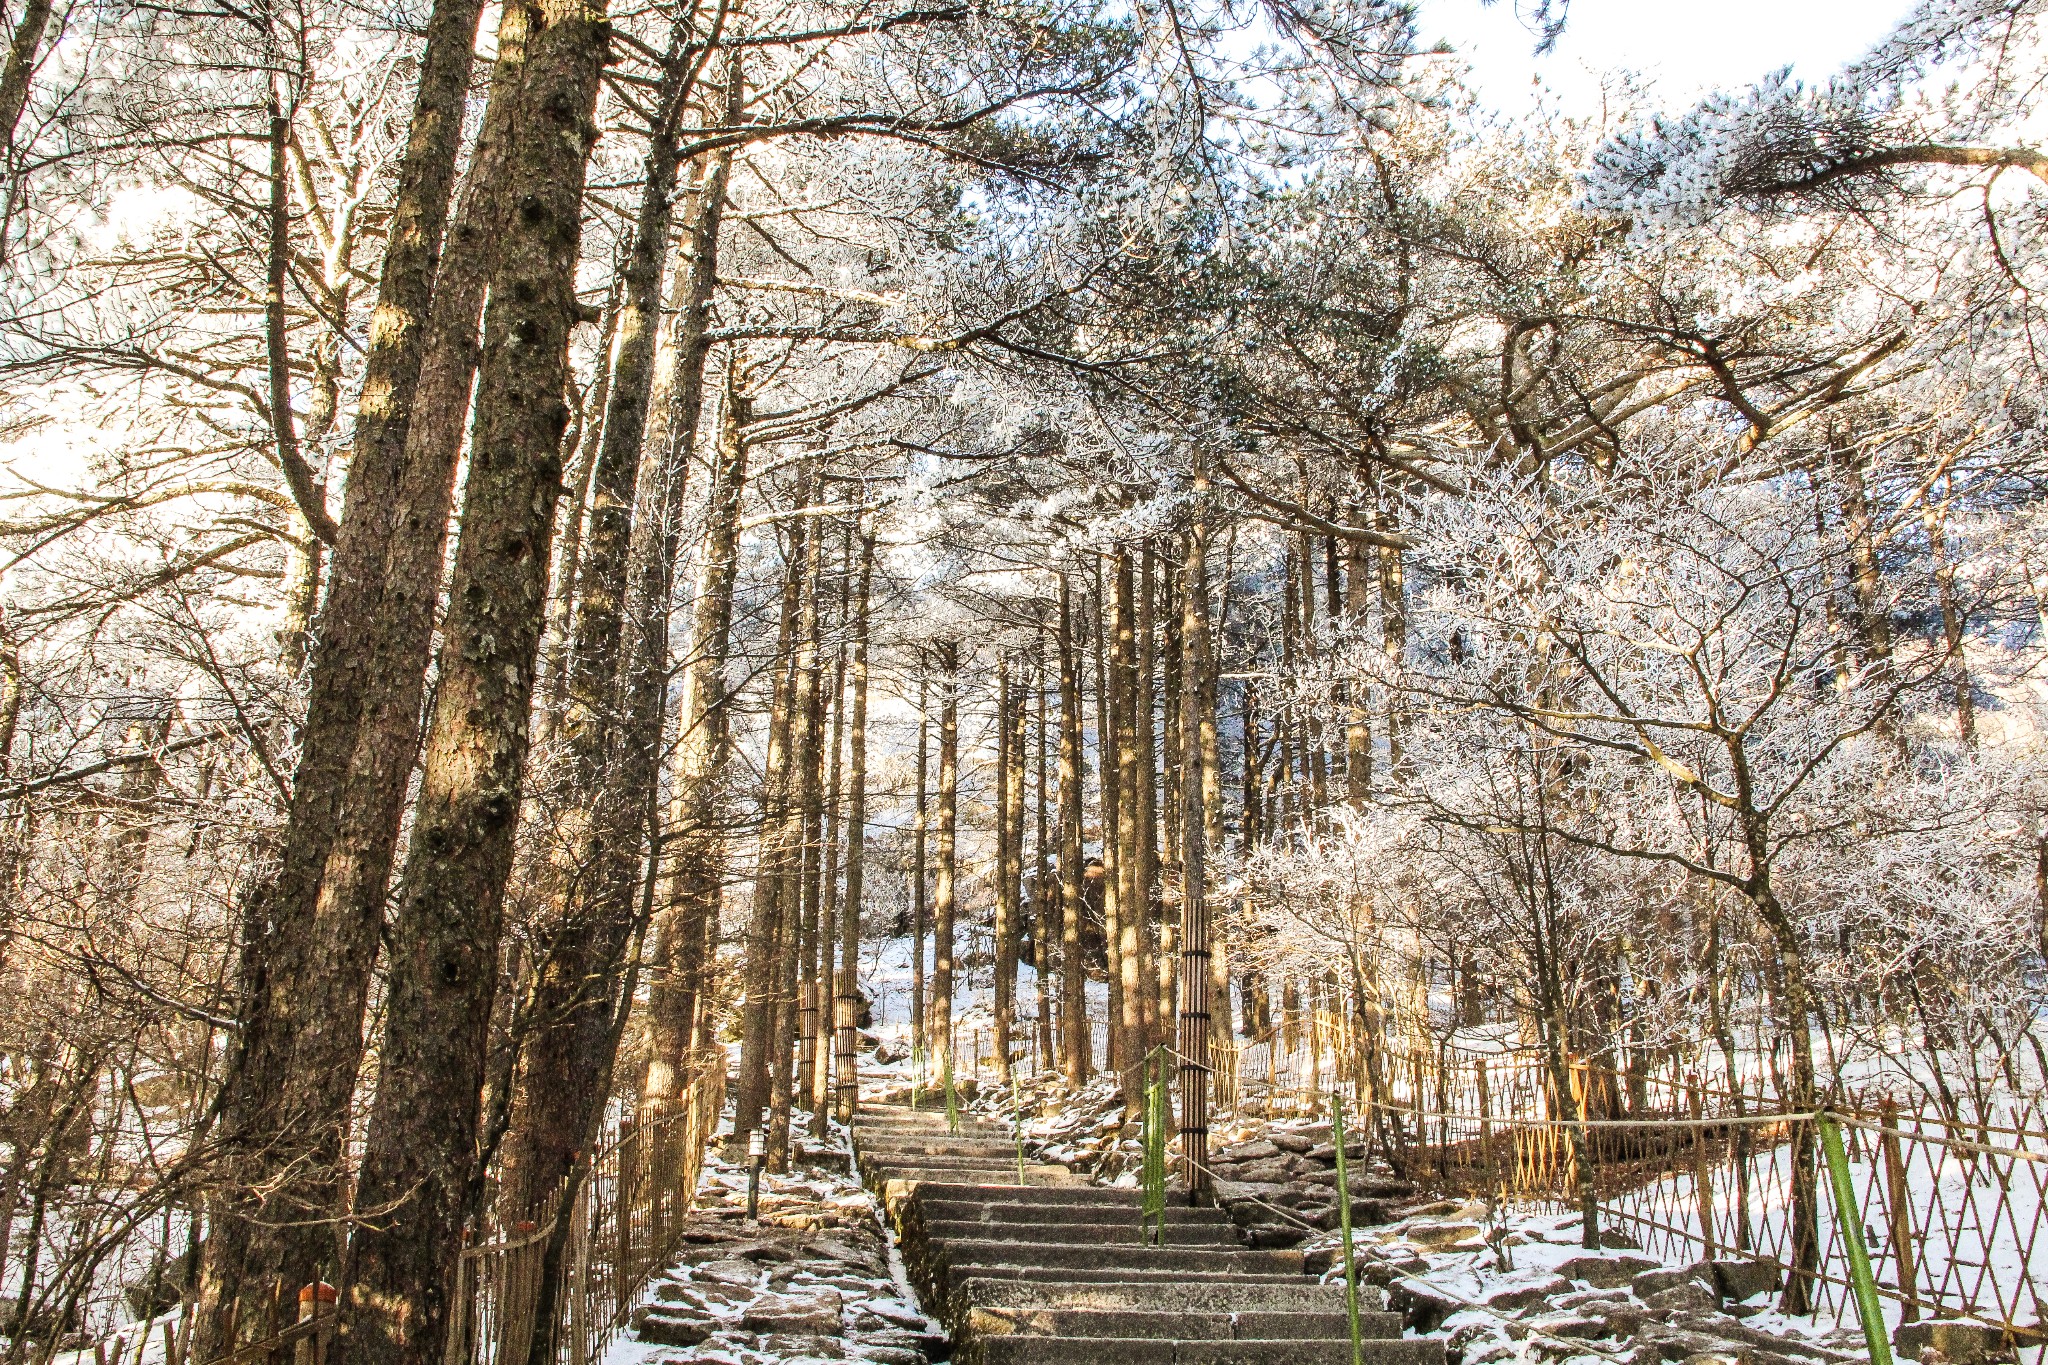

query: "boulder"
left=1645, top=1283, right=1722, bottom=1315
left=1388, top=1278, right=1464, bottom=1333
left=1508, top=1314, right=1609, bottom=1342
left=1893, top=1322, right=2015, bottom=1365
left=1221, top=1139, right=1284, bottom=1162
left=1231, top=1156, right=1300, bottom=1184
left=1402, top=1219, right=1486, bottom=1250
left=1270, top=1132, right=1315, bottom=1154
left=1482, top=1275, right=1572, bottom=1314
left=692, top=1258, right=763, bottom=1287
left=1556, top=1253, right=1661, bottom=1289
left=1634, top=1265, right=1717, bottom=1300
left=632, top=1308, right=714, bottom=1346
left=1708, top=1260, right=1780, bottom=1304
left=741, top=1290, right=842, bottom=1334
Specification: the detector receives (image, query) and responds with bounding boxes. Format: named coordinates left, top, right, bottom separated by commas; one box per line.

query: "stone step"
left=942, top=1265, right=1316, bottom=1291
left=917, top=1198, right=1234, bottom=1227
left=970, top=1336, right=1445, bottom=1365
left=875, top=1167, right=1086, bottom=1191
left=904, top=1181, right=1160, bottom=1206
left=933, top=1239, right=1303, bottom=1276
left=863, top=1142, right=1027, bottom=1162
left=966, top=1305, right=1406, bottom=1341
left=957, top=1279, right=1385, bottom=1315
left=921, top=1217, right=1242, bottom=1248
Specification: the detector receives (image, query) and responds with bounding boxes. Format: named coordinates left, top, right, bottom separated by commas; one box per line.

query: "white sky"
left=1419, top=0, right=1916, bottom=114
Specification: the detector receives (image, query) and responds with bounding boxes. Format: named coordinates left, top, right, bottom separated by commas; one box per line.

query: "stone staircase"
left=854, top=1103, right=1446, bottom=1365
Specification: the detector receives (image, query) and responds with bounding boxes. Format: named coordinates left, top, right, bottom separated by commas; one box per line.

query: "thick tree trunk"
left=0, top=0, right=52, bottom=173
left=833, top=527, right=875, bottom=1122
left=342, top=1, right=610, bottom=1359
left=930, top=640, right=960, bottom=1081
left=492, top=33, right=723, bottom=1325
left=1056, top=580, right=1089, bottom=1084
left=1110, top=552, right=1145, bottom=1084
left=192, top=0, right=497, bottom=1345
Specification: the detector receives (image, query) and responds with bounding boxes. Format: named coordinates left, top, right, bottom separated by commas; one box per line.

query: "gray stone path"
left=854, top=1103, right=1448, bottom=1365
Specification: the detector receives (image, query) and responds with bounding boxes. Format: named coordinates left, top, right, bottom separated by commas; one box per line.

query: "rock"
left=1646, top=1283, right=1722, bottom=1315
left=846, top=1348, right=924, bottom=1365
left=1233, top=1156, right=1300, bottom=1183
left=1508, top=1314, right=1609, bottom=1342
left=808, top=1237, right=885, bottom=1272
left=741, top=1290, right=842, bottom=1333
left=633, top=1309, right=714, bottom=1346
left=1243, top=1222, right=1310, bottom=1248
left=1305, top=1140, right=1369, bottom=1163
left=1635, top=1265, right=1717, bottom=1300
left=1708, top=1260, right=1779, bottom=1304
left=1214, top=1177, right=1292, bottom=1208
left=1221, top=1139, right=1284, bottom=1162
left=1482, top=1275, right=1571, bottom=1313
left=1894, top=1323, right=2014, bottom=1365
left=1387, top=1279, right=1464, bottom=1333
left=1270, top=1132, right=1315, bottom=1154
left=1680, top=1354, right=1751, bottom=1365
left=1358, top=1249, right=1429, bottom=1285
left=1555, top=1288, right=1633, bottom=1311
left=758, top=1332, right=845, bottom=1359
left=692, top=1259, right=762, bottom=1287
left=1556, top=1253, right=1660, bottom=1288
left=860, top=1299, right=927, bottom=1331
left=1401, top=1219, right=1486, bottom=1250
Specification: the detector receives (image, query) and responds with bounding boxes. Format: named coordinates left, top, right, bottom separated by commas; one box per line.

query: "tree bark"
left=1032, top=635, right=1055, bottom=1073
left=651, top=345, right=748, bottom=1093
left=993, top=656, right=1018, bottom=1082
left=930, top=639, right=960, bottom=1081
left=1094, top=561, right=1124, bottom=1075
left=1177, top=475, right=1218, bottom=1199
left=342, top=0, right=610, bottom=1359
left=1056, top=579, right=1088, bottom=1084
left=911, top=672, right=928, bottom=1077
left=192, top=0, right=496, bottom=1345
left=833, top=526, right=875, bottom=1122
left=732, top=506, right=809, bottom=1158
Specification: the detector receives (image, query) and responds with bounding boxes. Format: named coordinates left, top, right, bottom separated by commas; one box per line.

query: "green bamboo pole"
left=1819, top=1112, right=1894, bottom=1365
left=1333, top=1090, right=1363, bottom=1365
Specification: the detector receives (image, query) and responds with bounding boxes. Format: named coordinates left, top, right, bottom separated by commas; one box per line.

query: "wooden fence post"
left=1689, top=1075, right=1716, bottom=1253
left=1880, top=1098, right=1920, bottom=1324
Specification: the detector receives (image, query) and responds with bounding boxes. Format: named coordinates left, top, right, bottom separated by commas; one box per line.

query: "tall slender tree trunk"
left=658, top=346, right=747, bottom=1077
left=341, top=0, right=611, bottom=1358
left=993, top=657, right=1019, bottom=1082
left=809, top=627, right=848, bottom=1118
left=931, top=641, right=960, bottom=1081
left=911, top=674, right=928, bottom=1079
left=731, top=514, right=809, bottom=1157
left=1056, top=580, right=1089, bottom=1084
left=1097, top=560, right=1130, bottom=1072
left=833, top=527, right=875, bottom=1123
left=1177, top=474, right=1218, bottom=1199
left=1110, top=552, right=1145, bottom=1085
left=1032, top=636, right=1055, bottom=1073
left=192, top=0, right=497, bottom=1345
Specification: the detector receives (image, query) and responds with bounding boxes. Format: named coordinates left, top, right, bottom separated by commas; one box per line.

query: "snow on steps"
left=852, top=1102, right=1447, bottom=1365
